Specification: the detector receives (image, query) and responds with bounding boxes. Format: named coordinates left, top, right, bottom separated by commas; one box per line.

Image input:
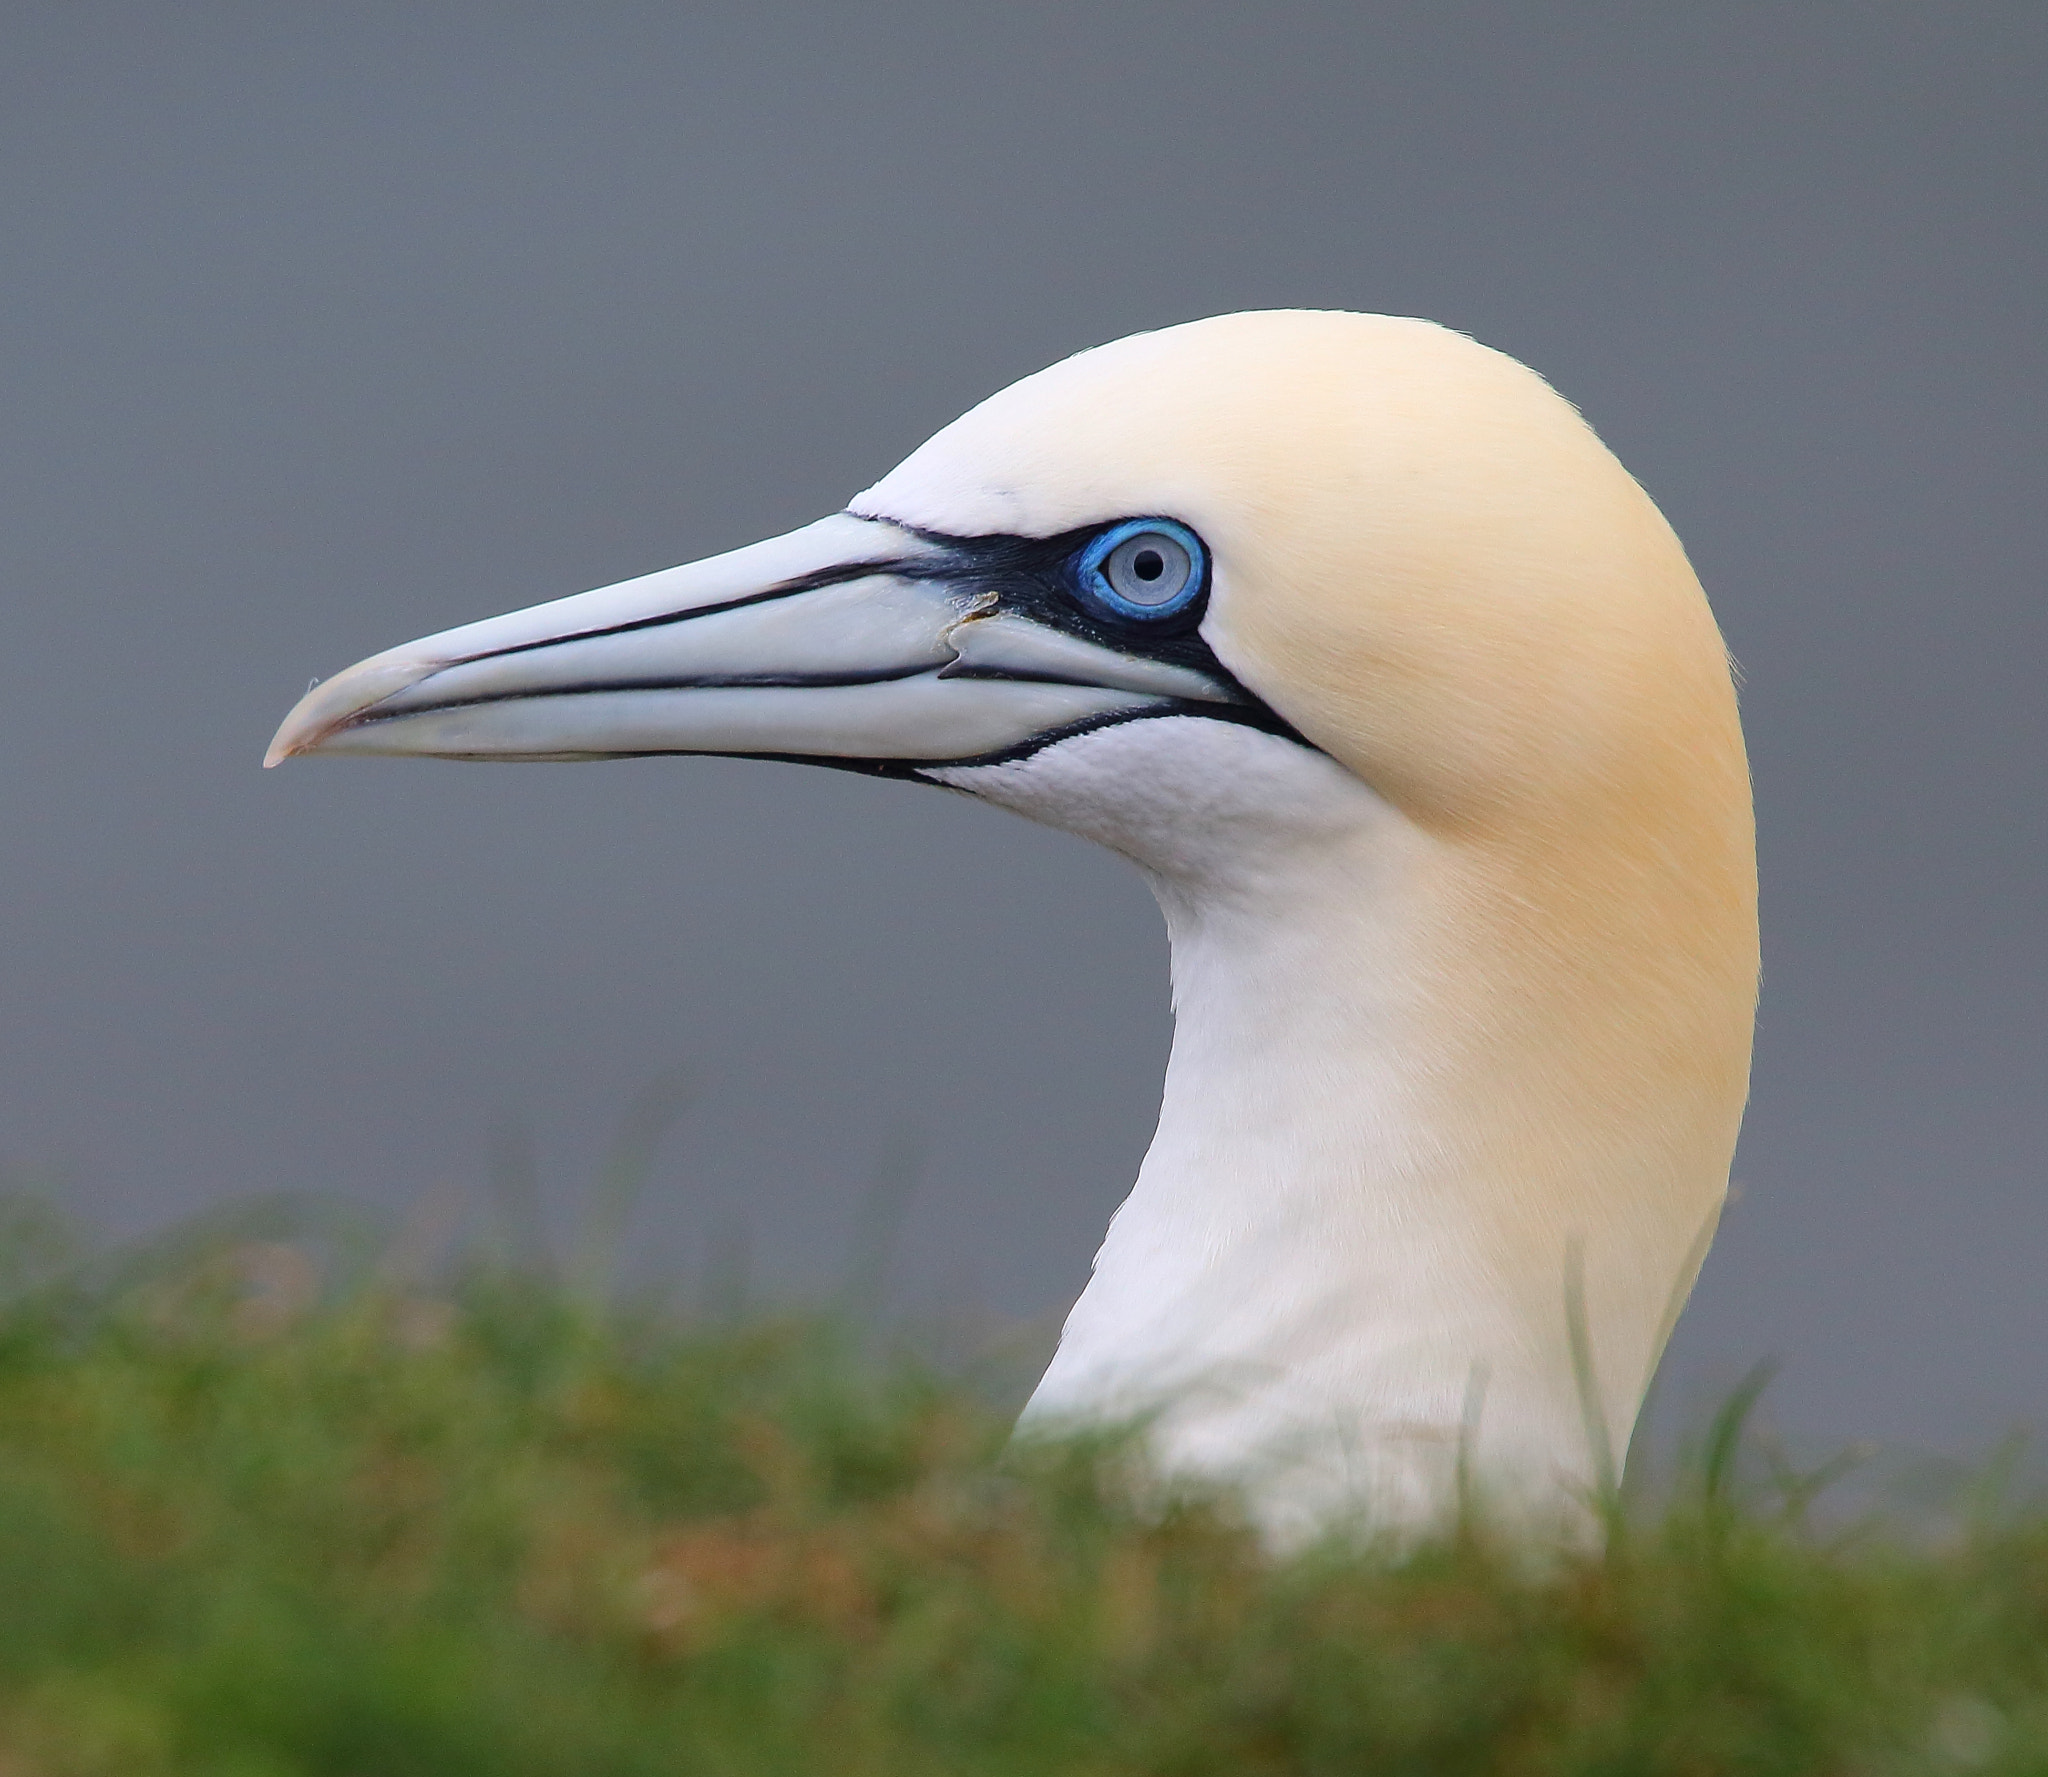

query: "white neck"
left=936, top=718, right=1721, bottom=1535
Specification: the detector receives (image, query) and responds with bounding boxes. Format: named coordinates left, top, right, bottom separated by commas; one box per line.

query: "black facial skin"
left=854, top=520, right=1305, bottom=778
left=335, top=518, right=1309, bottom=777
left=915, top=519, right=1216, bottom=650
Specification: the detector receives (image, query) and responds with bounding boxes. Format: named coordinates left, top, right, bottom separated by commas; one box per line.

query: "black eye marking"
left=858, top=518, right=1312, bottom=774
left=895, top=519, right=1218, bottom=660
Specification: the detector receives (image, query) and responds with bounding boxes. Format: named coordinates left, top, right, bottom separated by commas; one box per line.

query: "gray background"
left=2, top=5, right=2042, bottom=1461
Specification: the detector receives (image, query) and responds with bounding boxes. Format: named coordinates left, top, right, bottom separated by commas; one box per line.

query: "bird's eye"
left=1072, top=519, right=1207, bottom=623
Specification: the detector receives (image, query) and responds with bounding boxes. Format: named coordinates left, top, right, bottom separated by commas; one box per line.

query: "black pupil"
left=1133, top=548, right=1165, bottom=581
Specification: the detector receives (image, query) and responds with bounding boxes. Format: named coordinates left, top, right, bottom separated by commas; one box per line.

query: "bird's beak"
left=267, top=513, right=1229, bottom=771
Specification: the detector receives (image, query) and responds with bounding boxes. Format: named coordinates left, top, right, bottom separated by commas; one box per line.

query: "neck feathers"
left=1013, top=709, right=1753, bottom=1536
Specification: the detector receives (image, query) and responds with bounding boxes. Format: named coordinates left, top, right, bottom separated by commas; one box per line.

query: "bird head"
left=268, top=310, right=1737, bottom=836
left=272, top=309, right=1754, bottom=1030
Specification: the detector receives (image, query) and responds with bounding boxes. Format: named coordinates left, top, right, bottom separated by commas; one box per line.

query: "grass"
left=0, top=1197, right=2043, bottom=1775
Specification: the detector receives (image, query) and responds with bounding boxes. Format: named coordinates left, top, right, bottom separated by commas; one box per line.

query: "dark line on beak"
left=447, top=555, right=941, bottom=671
left=936, top=661, right=1239, bottom=703
left=704, top=701, right=1311, bottom=776
left=340, top=663, right=941, bottom=728
left=398, top=701, right=1313, bottom=774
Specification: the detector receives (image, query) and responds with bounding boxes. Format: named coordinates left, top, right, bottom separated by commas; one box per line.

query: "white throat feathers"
left=940, top=716, right=1722, bottom=1534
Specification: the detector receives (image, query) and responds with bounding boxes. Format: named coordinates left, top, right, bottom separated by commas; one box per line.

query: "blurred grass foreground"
left=0, top=1197, right=2043, bottom=1776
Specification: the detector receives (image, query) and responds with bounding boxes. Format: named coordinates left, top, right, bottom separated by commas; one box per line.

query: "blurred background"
left=2, top=4, right=2041, bottom=1462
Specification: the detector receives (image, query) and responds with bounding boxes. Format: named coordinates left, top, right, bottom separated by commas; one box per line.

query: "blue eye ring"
left=1071, top=518, right=1208, bottom=623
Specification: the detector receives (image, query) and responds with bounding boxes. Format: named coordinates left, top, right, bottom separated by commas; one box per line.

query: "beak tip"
left=264, top=705, right=338, bottom=768
left=265, top=650, right=443, bottom=770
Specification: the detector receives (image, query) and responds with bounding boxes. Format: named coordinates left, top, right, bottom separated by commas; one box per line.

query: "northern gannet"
left=268, top=312, right=1758, bottom=1535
